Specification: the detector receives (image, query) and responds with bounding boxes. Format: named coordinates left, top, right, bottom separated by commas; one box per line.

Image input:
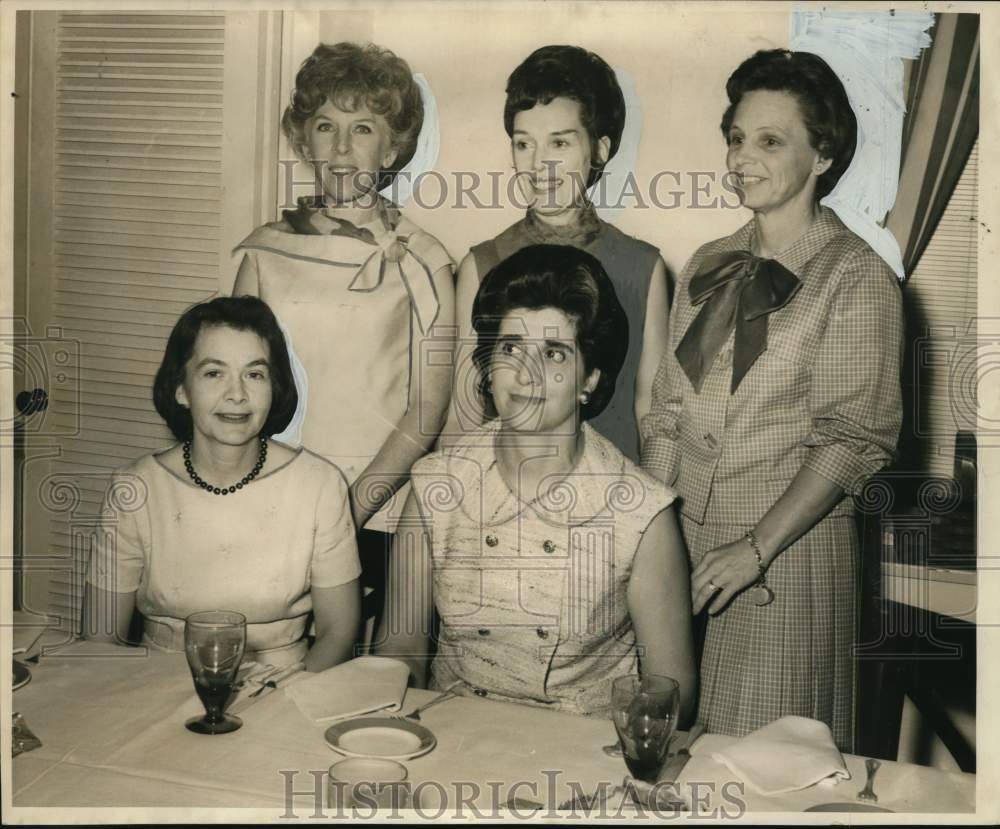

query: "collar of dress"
left=522, top=201, right=603, bottom=248
left=443, top=421, right=635, bottom=530
left=235, top=195, right=440, bottom=335
left=730, top=205, right=848, bottom=278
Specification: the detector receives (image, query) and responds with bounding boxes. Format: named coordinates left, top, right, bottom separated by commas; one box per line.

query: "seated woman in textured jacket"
left=378, top=244, right=694, bottom=720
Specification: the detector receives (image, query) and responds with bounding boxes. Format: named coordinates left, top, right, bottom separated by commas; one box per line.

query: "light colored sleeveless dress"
left=234, top=197, right=454, bottom=529
left=410, top=421, right=676, bottom=717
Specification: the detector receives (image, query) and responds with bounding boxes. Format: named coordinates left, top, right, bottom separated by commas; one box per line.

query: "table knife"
left=229, top=661, right=305, bottom=715
left=624, top=723, right=707, bottom=811
left=659, top=722, right=706, bottom=784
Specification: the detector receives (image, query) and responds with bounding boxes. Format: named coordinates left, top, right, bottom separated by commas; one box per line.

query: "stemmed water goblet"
left=184, top=610, right=247, bottom=734
left=610, top=674, right=680, bottom=783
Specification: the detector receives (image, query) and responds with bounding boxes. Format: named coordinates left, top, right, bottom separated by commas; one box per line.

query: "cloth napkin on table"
left=709, top=716, right=851, bottom=796
left=284, top=656, right=410, bottom=723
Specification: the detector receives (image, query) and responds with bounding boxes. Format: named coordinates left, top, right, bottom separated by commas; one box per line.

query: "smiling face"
left=725, top=89, right=832, bottom=217
left=175, top=325, right=273, bottom=449
left=489, top=306, right=599, bottom=435
left=303, top=98, right=398, bottom=205
left=511, top=97, right=610, bottom=221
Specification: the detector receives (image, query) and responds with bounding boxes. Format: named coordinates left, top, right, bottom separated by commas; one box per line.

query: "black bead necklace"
left=183, top=435, right=267, bottom=495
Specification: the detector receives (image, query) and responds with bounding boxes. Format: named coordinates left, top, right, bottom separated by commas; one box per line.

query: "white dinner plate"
left=12, top=660, right=31, bottom=691
left=324, top=716, right=437, bottom=760
left=804, top=802, right=894, bottom=813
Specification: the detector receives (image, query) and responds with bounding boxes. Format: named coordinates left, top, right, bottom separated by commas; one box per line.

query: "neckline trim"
left=152, top=441, right=306, bottom=491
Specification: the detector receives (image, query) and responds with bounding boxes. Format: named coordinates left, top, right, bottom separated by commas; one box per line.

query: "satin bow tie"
left=675, top=250, right=801, bottom=394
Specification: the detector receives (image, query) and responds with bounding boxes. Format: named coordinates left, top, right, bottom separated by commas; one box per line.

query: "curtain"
left=886, top=13, right=979, bottom=278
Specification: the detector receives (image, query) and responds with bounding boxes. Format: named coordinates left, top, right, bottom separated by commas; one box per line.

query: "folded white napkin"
left=710, top=716, right=850, bottom=795
left=285, top=656, right=410, bottom=723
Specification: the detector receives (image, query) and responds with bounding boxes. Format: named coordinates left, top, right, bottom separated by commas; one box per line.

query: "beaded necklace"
left=183, top=435, right=267, bottom=495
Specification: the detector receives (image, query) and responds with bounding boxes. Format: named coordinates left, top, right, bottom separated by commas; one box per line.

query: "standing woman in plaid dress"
left=640, top=49, right=903, bottom=751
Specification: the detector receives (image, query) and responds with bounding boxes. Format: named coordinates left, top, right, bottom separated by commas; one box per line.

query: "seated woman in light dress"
left=378, top=245, right=695, bottom=719
left=83, top=296, right=361, bottom=671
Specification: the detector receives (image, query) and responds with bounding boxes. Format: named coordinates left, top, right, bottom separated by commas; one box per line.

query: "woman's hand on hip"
left=690, top=538, right=760, bottom=615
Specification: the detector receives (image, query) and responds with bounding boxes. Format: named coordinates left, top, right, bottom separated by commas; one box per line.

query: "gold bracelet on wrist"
left=744, top=530, right=774, bottom=607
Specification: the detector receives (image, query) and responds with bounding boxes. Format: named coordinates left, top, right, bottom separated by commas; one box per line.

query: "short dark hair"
left=720, top=49, right=857, bottom=201
left=503, top=45, right=626, bottom=188
left=282, top=42, right=424, bottom=189
left=471, top=244, right=628, bottom=420
left=153, top=296, right=298, bottom=442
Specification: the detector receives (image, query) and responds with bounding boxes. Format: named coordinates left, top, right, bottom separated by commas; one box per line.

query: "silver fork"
left=558, top=781, right=624, bottom=811
left=234, top=663, right=278, bottom=692
left=394, top=681, right=463, bottom=721
left=857, top=758, right=881, bottom=803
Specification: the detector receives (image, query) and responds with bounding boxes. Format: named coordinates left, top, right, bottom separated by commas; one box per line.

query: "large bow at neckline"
left=346, top=230, right=441, bottom=336
left=283, top=199, right=440, bottom=335
left=675, top=250, right=801, bottom=394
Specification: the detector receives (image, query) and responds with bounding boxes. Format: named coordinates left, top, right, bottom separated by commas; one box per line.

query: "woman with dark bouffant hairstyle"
left=447, top=44, right=670, bottom=466
left=231, top=42, right=456, bottom=620
left=641, top=49, right=903, bottom=750
left=379, top=245, right=695, bottom=721
left=719, top=49, right=858, bottom=201
left=83, top=296, right=362, bottom=672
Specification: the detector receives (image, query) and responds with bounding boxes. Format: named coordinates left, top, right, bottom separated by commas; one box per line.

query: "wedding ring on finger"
left=708, top=581, right=720, bottom=592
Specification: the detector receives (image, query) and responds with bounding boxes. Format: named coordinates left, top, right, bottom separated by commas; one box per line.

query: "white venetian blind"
left=903, top=140, right=978, bottom=479
left=46, top=11, right=225, bottom=632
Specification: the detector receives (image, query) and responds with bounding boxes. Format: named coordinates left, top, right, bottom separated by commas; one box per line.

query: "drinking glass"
left=184, top=610, right=247, bottom=734
left=611, top=674, right=680, bottom=783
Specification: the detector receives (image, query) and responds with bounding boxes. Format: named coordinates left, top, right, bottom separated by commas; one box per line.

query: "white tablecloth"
left=10, top=642, right=976, bottom=819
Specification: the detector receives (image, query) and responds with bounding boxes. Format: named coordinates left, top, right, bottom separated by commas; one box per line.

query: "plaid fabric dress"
left=640, top=208, right=904, bottom=751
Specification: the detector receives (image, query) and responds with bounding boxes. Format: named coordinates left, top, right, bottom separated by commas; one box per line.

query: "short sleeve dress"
left=640, top=207, right=904, bottom=750
left=87, top=448, right=362, bottom=667
left=410, top=421, right=677, bottom=717
left=469, top=206, right=661, bottom=464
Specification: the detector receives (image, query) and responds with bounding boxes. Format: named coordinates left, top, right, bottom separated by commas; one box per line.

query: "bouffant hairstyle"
left=720, top=49, right=857, bottom=201
left=153, top=296, right=298, bottom=442
left=281, top=42, right=424, bottom=189
left=503, top=45, right=626, bottom=188
left=472, top=244, right=629, bottom=420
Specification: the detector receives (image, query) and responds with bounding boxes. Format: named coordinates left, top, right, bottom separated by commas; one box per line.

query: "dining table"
left=9, top=639, right=977, bottom=821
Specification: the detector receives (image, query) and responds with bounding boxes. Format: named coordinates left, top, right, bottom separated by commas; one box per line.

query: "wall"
left=268, top=3, right=790, bottom=278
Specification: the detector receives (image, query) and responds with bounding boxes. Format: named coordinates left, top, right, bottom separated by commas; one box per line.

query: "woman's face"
left=511, top=97, right=610, bottom=219
left=725, top=89, right=832, bottom=216
left=490, top=306, right=599, bottom=435
left=303, top=98, right=398, bottom=205
left=175, top=324, right=273, bottom=448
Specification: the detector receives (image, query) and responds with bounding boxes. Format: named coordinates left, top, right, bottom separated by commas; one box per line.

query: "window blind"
left=46, top=11, right=226, bottom=633
left=903, top=140, right=978, bottom=479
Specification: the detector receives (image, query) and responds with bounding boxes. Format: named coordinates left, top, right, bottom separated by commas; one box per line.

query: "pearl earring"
left=579, top=391, right=591, bottom=405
